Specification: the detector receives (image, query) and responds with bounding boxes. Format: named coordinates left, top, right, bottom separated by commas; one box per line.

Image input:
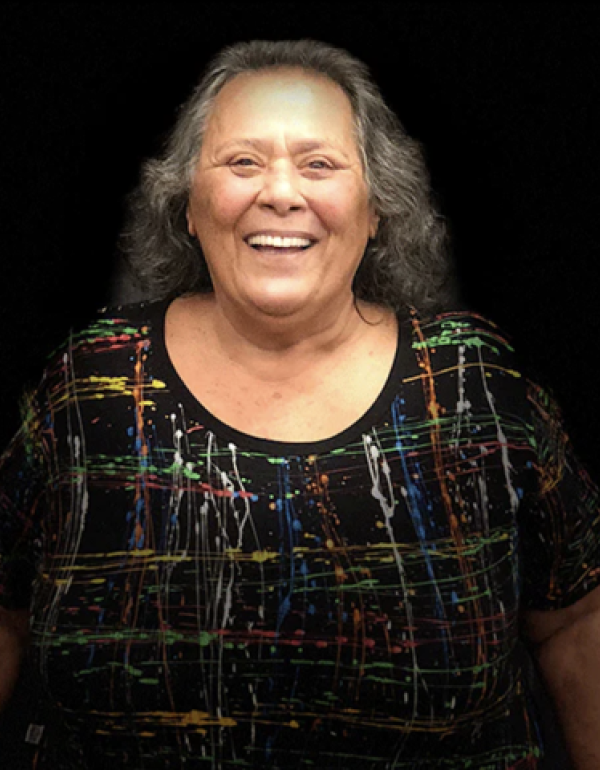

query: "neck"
left=202, top=291, right=380, bottom=384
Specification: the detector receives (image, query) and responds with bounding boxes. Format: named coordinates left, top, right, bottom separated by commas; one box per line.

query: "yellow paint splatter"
left=252, top=550, right=279, bottom=563
left=182, top=710, right=237, bottom=728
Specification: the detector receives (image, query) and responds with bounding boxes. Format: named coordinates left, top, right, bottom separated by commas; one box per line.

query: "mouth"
left=244, top=234, right=317, bottom=254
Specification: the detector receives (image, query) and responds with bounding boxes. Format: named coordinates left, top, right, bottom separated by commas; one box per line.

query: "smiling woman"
left=2, top=38, right=600, bottom=770
left=119, top=39, right=457, bottom=320
left=184, top=69, right=379, bottom=332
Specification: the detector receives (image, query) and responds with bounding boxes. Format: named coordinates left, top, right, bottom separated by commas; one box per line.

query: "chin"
left=240, top=280, right=318, bottom=318
left=249, top=298, right=308, bottom=319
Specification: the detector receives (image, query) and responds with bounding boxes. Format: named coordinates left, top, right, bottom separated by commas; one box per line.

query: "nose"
left=256, top=161, right=305, bottom=214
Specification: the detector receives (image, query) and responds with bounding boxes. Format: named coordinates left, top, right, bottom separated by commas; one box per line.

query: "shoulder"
left=406, top=305, right=517, bottom=361
left=25, top=299, right=173, bottom=428
left=87, top=298, right=168, bottom=341
left=50, top=299, right=168, bottom=360
left=403, top=304, right=536, bottom=417
left=37, top=299, right=170, bottom=393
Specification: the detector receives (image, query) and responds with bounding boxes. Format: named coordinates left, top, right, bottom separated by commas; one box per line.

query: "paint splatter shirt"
left=1, top=298, right=599, bottom=769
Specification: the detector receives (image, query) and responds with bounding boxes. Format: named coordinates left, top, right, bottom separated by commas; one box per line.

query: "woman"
left=1, top=38, right=599, bottom=769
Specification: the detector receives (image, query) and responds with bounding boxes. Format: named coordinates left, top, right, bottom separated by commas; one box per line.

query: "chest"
left=170, top=328, right=399, bottom=444
left=36, top=406, right=527, bottom=729
left=197, top=361, right=391, bottom=442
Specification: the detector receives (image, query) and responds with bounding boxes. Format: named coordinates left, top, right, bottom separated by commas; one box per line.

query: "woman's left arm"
left=522, top=584, right=600, bottom=770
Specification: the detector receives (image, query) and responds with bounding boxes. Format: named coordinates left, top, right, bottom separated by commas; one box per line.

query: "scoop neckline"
left=148, top=297, right=413, bottom=456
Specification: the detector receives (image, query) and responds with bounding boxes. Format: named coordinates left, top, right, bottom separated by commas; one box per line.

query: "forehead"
left=205, top=68, right=357, bottom=144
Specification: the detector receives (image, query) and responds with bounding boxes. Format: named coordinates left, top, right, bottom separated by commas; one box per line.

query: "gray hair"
left=119, top=39, right=460, bottom=320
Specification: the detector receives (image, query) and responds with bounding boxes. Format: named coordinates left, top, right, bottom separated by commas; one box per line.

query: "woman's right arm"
left=0, top=606, right=30, bottom=713
left=0, top=385, right=48, bottom=713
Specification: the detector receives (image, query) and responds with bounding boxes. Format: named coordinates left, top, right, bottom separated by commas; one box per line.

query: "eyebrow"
left=216, top=138, right=350, bottom=157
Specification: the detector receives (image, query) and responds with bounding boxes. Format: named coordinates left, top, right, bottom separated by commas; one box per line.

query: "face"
left=186, top=69, right=379, bottom=320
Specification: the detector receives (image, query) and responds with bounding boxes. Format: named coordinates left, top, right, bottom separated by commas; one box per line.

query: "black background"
left=1, top=2, right=599, bottom=767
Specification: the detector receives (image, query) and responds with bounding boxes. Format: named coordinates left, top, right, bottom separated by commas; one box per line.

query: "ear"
left=369, top=210, right=380, bottom=240
left=186, top=204, right=197, bottom=238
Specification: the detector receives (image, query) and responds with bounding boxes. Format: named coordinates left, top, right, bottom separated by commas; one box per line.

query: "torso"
left=23, top=302, right=544, bottom=766
left=165, top=294, right=400, bottom=442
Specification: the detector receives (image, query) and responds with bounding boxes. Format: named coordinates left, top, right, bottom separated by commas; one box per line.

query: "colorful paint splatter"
left=1, top=299, right=599, bottom=769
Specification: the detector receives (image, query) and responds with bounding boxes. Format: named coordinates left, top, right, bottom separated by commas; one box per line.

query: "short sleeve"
left=0, top=384, right=47, bottom=610
left=519, top=378, right=600, bottom=611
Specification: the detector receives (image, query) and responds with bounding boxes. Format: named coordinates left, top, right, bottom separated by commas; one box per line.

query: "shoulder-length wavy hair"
left=119, top=39, right=460, bottom=320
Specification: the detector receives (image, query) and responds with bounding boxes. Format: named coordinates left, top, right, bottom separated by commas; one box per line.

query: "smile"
left=244, top=233, right=317, bottom=252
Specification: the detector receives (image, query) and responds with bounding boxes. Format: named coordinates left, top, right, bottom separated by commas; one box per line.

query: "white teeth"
left=247, top=235, right=312, bottom=248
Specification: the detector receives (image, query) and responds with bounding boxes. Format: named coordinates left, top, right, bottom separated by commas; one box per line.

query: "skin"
left=521, top=585, right=600, bottom=769
left=184, top=68, right=386, bottom=381
left=0, top=607, right=29, bottom=713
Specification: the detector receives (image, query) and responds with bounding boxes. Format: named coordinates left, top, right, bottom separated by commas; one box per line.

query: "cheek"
left=192, top=176, right=257, bottom=233
left=311, top=188, right=372, bottom=236
left=213, top=184, right=254, bottom=226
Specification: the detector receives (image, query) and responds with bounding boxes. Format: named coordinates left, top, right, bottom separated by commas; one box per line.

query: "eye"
left=307, top=159, right=334, bottom=170
left=230, top=157, right=257, bottom=167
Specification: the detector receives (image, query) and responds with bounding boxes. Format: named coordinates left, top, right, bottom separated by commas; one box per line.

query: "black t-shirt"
left=1, top=299, right=599, bottom=768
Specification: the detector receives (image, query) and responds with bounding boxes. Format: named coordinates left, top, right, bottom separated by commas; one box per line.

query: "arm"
left=0, top=606, right=30, bottom=713
left=0, top=387, right=47, bottom=714
left=522, top=584, right=600, bottom=770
